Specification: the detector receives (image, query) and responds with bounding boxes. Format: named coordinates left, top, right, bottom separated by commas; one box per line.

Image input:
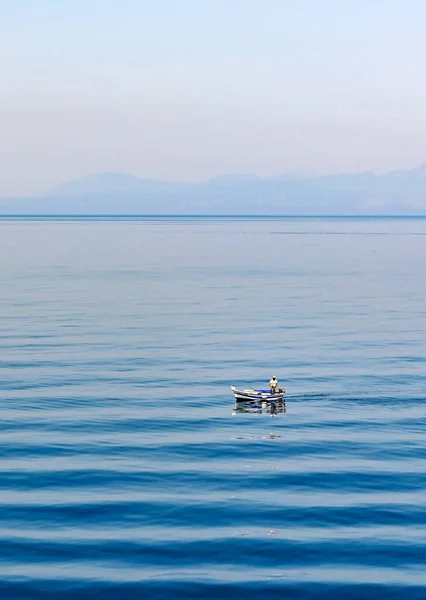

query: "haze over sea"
left=1, top=216, right=425, bottom=600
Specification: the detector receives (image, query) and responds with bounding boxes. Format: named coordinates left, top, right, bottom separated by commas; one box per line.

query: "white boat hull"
left=231, top=386, right=285, bottom=402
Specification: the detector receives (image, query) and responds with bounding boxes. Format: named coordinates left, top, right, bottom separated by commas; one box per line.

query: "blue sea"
left=1, top=216, right=425, bottom=600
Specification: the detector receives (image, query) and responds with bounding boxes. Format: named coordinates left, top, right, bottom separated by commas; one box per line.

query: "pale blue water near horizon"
left=0, top=216, right=425, bottom=599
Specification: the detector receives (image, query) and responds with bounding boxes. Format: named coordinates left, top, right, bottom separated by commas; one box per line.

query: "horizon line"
left=1, top=214, right=426, bottom=220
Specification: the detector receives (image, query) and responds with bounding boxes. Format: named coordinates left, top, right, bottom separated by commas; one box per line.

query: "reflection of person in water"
left=232, top=400, right=286, bottom=416
left=268, top=400, right=286, bottom=415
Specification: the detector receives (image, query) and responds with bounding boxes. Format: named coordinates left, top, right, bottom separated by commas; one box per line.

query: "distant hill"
left=1, top=164, right=426, bottom=215
left=45, top=172, right=190, bottom=197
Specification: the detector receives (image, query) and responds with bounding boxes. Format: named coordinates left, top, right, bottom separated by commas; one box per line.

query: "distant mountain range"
left=1, top=164, right=426, bottom=215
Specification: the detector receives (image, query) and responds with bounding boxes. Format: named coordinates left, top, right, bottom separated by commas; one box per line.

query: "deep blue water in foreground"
left=0, top=216, right=425, bottom=599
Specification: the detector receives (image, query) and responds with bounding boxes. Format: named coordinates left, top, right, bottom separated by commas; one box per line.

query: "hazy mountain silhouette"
left=1, top=164, right=426, bottom=214
left=45, top=172, right=190, bottom=197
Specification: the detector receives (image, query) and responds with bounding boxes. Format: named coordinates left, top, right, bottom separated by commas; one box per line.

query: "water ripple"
left=1, top=216, right=426, bottom=598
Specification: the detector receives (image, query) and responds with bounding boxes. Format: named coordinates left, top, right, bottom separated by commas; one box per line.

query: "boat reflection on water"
left=232, top=399, right=286, bottom=416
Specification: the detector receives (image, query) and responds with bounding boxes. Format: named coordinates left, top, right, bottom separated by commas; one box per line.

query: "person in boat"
left=269, top=376, right=279, bottom=393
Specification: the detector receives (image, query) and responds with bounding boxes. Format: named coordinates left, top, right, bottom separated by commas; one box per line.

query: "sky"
left=1, top=0, right=426, bottom=196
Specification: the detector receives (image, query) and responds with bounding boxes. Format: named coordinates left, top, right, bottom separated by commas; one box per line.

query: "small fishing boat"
left=231, top=385, right=286, bottom=402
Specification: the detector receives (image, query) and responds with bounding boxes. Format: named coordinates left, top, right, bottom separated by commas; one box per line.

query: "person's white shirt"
left=270, top=378, right=278, bottom=389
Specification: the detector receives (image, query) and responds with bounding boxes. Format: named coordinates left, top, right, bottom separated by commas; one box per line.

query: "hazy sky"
left=1, top=0, right=426, bottom=195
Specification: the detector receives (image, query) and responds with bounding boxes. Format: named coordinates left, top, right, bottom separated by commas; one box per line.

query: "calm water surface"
left=0, top=217, right=425, bottom=599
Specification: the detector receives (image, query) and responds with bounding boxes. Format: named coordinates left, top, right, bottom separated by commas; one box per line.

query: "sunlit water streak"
left=0, top=216, right=425, bottom=599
